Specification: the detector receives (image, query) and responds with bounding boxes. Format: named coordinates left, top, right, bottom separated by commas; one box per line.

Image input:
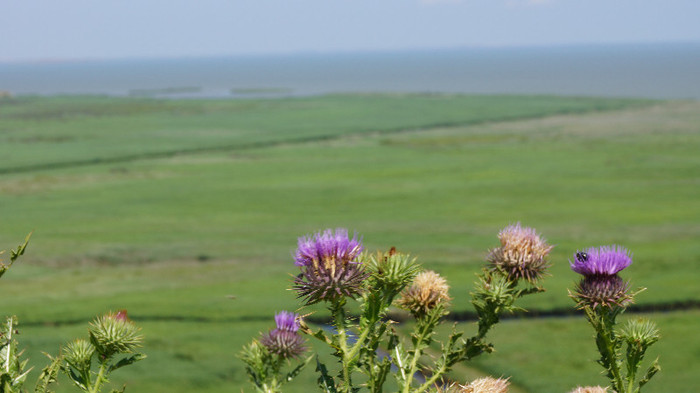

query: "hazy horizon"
left=2, top=40, right=699, bottom=65
left=2, top=0, right=699, bottom=62
left=3, top=42, right=699, bottom=100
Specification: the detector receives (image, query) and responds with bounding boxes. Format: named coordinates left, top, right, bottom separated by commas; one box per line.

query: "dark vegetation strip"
left=0, top=103, right=654, bottom=175
left=22, top=299, right=700, bottom=327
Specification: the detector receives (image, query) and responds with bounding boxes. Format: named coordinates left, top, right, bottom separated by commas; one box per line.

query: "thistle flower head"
left=570, top=245, right=632, bottom=276
left=293, top=228, right=368, bottom=304
left=63, top=338, right=95, bottom=371
left=568, top=387, right=609, bottom=393
left=260, top=311, right=306, bottom=359
left=397, top=270, right=451, bottom=317
left=459, top=377, right=510, bottom=393
left=88, top=310, right=143, bottom=359
left=572, top=274, right=632, bottom=309
left=488, top=223, right=553, bottom=283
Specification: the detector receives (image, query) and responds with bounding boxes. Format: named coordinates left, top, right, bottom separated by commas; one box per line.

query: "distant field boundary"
left=0, top=101, right=657, bottom=176
left=21, top=299, right=700, bottom=327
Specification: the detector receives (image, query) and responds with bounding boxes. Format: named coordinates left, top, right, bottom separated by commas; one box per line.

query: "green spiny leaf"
left=638, top=357, right=661, bottom=389
left=315, top=356, right=337, bottom=393
left=34, top=353, right=62, bottom=393
left=108, top=353, right=146, bottom=372
left=285, top=354, right=313, bottom=382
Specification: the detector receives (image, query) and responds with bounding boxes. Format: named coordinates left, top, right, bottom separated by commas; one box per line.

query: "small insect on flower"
left=575, top=251, right=588, bottom=262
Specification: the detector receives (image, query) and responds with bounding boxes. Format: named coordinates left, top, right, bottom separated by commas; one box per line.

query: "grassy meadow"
left=0, top=94, right=698, bottom=392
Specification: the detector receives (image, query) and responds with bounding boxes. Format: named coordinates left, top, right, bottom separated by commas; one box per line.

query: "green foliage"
left=2, top=235, right=145, bottom=393
left=0, top=317, right=32, bottom=393
left=1, top=95, right=697, bottom=392
left=63, top=313, right=146, bottom=393
left=289, top=236, right=547, bottom=393
left=578, top=292, right=661, bottom=392
left=239, top=339, right=313, bottom=393
left=0, top=233, right=31, bottom=280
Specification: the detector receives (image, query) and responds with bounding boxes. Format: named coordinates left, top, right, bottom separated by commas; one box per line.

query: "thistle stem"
left=593, top=308, right=625, bottom=393
left=346, top=326, right=371, bottom=361
left=331, top=299, right=353, bottom=393
left=89, top=361, right=108, bottom=393
left=414, top=363, right=447, bottom=393
left=402, top=322, right=431, bottom=393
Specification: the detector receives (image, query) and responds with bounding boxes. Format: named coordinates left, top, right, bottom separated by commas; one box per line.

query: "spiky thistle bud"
left=88, top=310, right=143, bottom=359
left=63, top=339, right=95, bottom=371
left=459, top=377, right=510, bottom=393
left=397, top=270, right=451, bottom=318
left=292, top=228, right=367, bottom=305
left=260, top=311, right=306, bottom=359
left=568, top=387, right=609, bottom=393
left=363, top=247, right=421, bottom=297
left=488, top=223, right=553, bottom=283
left=620, top=318, right=660, bottom=348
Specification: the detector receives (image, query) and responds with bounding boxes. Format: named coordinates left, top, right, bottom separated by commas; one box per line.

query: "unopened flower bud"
left=620, top=318, right=660, bottom=347
left=88, top=310, right=143, bottom=358
left=64, top=339, right=95, bottom=370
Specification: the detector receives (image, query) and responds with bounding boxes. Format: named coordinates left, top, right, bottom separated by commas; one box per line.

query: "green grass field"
left=1, top=94, right=698, bottom=392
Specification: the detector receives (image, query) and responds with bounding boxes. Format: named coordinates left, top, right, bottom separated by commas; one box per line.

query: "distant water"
left=1, top=43, right=699, bottom=100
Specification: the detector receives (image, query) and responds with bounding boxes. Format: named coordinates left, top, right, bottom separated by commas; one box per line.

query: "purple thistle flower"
left=260, top=311, right=306, bottom=359
left=274, top=311, right=299, bottom=333
left=294, top=228, right=363, bottom=267
left=570, top=245, right=632, bottom=276
left=260, top=329, right=306, bottom=359
left=292, top=228, right=368, bottom=305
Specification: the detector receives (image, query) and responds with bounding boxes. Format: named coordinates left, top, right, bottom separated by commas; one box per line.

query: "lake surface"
left=1, top=43, right=699, bottom=99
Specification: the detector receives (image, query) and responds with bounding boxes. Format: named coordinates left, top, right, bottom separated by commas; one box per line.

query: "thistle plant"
left=1, top=234, right=63, bottom=393
left=63, top=310, right=146, bottom=393
left=270, top=224, right=551, bottom=393
left=240, top=311, right=312, bottom=393
left=569, top=246, right=660, bottom=393
left=2, top=235, right=145, bottom=393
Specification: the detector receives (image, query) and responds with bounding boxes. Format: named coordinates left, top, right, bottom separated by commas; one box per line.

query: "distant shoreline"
left=2, top=42, right=699, bottom=100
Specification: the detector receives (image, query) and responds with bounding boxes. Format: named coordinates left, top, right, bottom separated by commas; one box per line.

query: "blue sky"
left=2, top=0, right=699, bottom=61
